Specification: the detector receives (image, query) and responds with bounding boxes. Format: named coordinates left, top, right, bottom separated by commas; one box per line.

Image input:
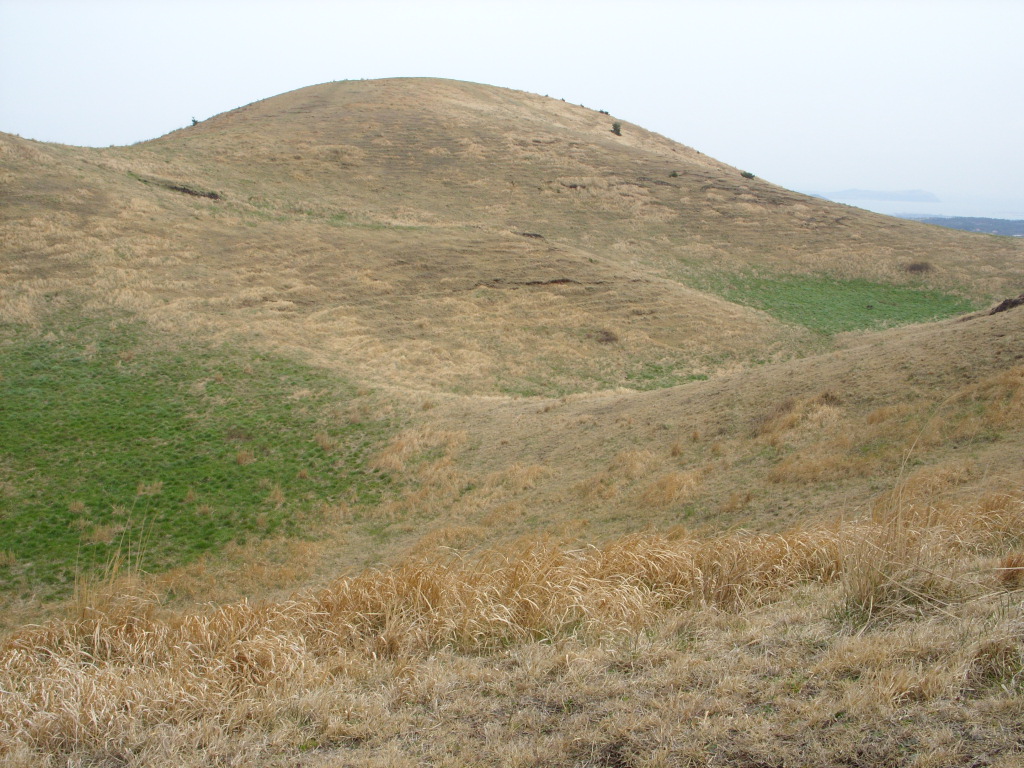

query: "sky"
left=2, top=0, right=1022, bottom=219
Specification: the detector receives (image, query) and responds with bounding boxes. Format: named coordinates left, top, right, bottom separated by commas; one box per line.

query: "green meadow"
left=710, top=272, right=978, bottom=335
left=0, top=314, right=392, bottom=598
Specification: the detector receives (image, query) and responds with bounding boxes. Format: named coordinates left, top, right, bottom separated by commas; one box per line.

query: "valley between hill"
left=1, top=78, right=1023, bottom=767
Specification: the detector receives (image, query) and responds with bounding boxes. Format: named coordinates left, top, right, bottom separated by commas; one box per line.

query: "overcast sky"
left=2, top=0, right=1022, bottom=218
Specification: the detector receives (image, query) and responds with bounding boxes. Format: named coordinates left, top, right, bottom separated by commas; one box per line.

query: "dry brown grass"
left=997, top=551, right=1024, bottom=589
left=2, top=493, right=1023, bottom=766
left=235, top=447, right=256, bottom=465
left=484, top=462, right=549, bottom=491
left=638, top=469, right=704, bottom=507
left=370, top=426, right=467, bottom=474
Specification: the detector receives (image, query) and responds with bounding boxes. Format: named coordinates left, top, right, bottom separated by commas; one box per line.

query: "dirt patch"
left=989, top=294, right=1024, bottom=314
left=132, top=173, right=222, bottom=200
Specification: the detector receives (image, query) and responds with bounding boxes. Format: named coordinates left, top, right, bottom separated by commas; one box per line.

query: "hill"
left=2, top=78, right=1024, bottom=767
left=3, top=78, right=1021, bottom=397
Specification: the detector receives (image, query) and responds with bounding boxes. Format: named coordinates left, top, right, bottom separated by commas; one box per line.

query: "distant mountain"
left=826, top=189, right=941, bottom=203
left=901, top=215, right=1024, bottom=237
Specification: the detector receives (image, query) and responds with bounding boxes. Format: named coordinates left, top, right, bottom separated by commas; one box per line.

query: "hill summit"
left=3, top=78, right=1020, bottom=395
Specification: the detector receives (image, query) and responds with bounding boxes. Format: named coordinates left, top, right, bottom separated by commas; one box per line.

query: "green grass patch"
left=497, top=376, right=579, bottom=399
left=497, top=356, right=709, bottom=398
left=709, top=272, right=977, bottom=335
left=0, top=314, right=393, bottom=598
left=625, top=361, right=708, bottom=391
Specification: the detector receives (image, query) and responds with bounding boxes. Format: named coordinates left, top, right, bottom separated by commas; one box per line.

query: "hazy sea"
left=821, top=194, right=1024, bottom=221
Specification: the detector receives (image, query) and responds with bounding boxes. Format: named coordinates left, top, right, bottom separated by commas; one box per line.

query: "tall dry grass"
left=3, top=492, right=1022, bottom=764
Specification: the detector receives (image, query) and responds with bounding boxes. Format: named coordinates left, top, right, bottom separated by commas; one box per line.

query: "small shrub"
left=611, top=122, right=622, bottom=136
left=741, top=171, right=755, bottom=179
left=669, top=171, right=679, bottom=178
left=905, top=261, right=932, bottom=274
left=816, top=390, right=842, bottom=407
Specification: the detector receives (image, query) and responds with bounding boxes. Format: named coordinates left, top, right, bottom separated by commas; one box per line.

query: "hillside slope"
left=3, top=78, right=1022, bottom=397
left=3, top=77, right=1024, bottom=768
left=2, top=76, right=1023, bottom=577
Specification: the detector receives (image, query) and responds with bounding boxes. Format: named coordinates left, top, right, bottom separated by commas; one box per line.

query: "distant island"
left=900, top=214, right=1024, bottom=237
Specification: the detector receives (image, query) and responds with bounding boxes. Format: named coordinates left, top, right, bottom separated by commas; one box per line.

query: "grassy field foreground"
left=1, top=488, right=1023, bottom=766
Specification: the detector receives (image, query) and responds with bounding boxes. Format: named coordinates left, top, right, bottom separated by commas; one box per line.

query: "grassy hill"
left=2, top=78, right=1024, bottom=767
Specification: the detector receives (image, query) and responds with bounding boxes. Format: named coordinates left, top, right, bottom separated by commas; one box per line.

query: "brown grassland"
left=2, top=78, right=1024, bottom=766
